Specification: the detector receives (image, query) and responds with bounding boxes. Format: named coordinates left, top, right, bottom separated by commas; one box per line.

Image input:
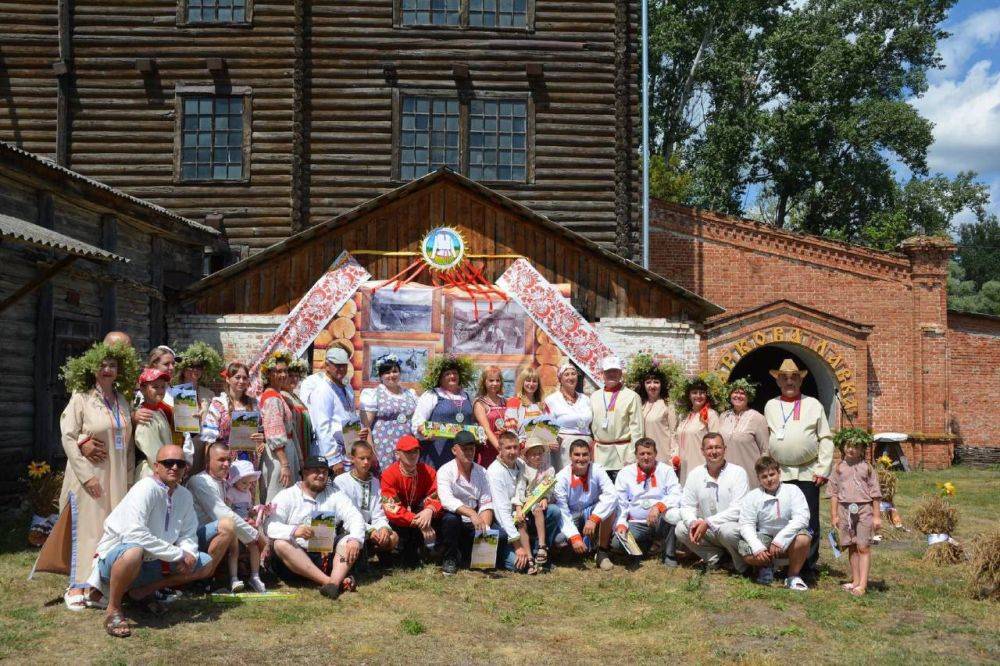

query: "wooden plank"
left=0, top=255, right=76, bottom=315
left=99, top=214, right=118, bottom=332
left=32, top=191, right=55, bottom=459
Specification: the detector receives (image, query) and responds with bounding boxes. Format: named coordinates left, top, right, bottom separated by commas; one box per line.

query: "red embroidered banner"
left=248, top=252, right=370, bottom=396
left=496, top=258, right=613, bottom=386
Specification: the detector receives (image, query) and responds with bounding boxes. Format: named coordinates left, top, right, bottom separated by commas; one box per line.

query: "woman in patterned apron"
left=360, top=354, right=418, bottom=474
left=473, top=365, right=508, bottom=468
left=412, top=356, right=476, bottom=470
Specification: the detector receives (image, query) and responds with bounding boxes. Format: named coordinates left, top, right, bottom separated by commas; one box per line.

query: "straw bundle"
left=967, top=529, right=1000, bottom=601
left=913, top=495, right=963, bottom=565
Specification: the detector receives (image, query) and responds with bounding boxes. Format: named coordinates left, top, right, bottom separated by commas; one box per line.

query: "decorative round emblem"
left=421, top=226, right=465, bottom=271
left=397, top=414, right=409, bottom=425
left=455, top=412, right=465, bottom=423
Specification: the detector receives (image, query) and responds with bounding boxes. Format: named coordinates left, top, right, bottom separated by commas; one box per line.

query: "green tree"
left=956, top=215, right=1000, bottom=288
left=948, top=261, right=1000, bottom=316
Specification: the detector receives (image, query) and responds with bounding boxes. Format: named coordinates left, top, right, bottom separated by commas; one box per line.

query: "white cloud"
left=913, top=59, right=1000, bottom=174
left=933, top=7, right=1000, bottom=80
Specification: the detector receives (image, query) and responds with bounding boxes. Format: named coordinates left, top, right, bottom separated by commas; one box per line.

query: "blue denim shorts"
left=197, top=520, right=220, bottom=551
left=97, top=543, right=212, bottom=589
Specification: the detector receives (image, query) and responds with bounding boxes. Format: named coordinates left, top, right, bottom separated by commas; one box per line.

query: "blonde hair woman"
left=473, top=365, right=508, bottom=468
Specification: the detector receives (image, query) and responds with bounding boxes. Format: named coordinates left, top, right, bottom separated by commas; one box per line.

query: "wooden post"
left=100, top=214, right=118, bottom=333
left=0, top=255, right=76, bottom=315
left=149, top=235, right=164, bottom=345
left=32, top=192, right=55, bottom=459
left=55, top=0, right=73, bottom=166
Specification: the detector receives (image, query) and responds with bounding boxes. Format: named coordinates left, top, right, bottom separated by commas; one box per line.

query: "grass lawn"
left=2, top=466, right=997, bottom=665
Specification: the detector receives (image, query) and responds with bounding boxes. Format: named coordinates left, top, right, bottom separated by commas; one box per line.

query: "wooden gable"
left=181, top=170, right=721, bottom=322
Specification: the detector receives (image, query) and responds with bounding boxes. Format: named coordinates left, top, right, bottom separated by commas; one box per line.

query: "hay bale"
left=913, top=495, right=958, bottom=535
left=967, top=529, right=1000, bottom=601
left=876, top=466, right=897, bottom=504
left=924, top=541, right=964, bottom=565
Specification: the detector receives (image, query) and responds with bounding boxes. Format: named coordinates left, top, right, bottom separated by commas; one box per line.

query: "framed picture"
left=363, top=284, right=438, bottom=333
left=448, top=298, right=531, bottom=356
left=363, top=342, right=434, bottom=386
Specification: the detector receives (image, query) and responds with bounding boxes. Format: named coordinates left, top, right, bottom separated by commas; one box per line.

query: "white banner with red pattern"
left=248, top=252, right=371, bottom=396
left=496, top=258, right=613, bottom=387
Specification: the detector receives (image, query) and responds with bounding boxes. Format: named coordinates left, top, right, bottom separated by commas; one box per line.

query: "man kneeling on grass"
left=738, top=455, right=812, bottom=590
left=553, top=439, right=617, bottom=570
left=265, top=455, right=366, bottom=600
left=94, top=445, right=233, bottom=638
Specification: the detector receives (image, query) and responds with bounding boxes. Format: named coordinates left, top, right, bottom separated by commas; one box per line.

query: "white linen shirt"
left=738, top=483, right=811, bottom=554
left=553, top=463, right=616, bottom=540
left=613, top=462, right=682, bottom=528
left=679, top=462, right=750, bottom=530
left=186, top=471, right=259, bottom=544
left=93, top=477, right=199, bottom=563
left=333, top=473, right=390, bottom=532
left=300, top=371, right=358, bottom=466
left=264, top=482, right=366, bottom=549
left=486, top=458, right=526, bottom=540
left=436, top=459, right=494, bottom=521
left=543, top=391, right=593, bottom=436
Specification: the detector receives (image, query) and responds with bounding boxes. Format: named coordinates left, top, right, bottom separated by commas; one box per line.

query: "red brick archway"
left=702, top=300, right=872, bottom=428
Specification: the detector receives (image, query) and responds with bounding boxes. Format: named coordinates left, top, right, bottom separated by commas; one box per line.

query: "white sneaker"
left=785, top=576, right=809, bottom=591
left=249, top=576, right=266, bottom=594
left=230, top=578, right=246, bottom=593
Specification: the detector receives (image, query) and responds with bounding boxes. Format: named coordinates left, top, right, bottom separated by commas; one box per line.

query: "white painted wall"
left=167, top=314, right=285, bottom=364
left=594, top=317, right=700, bottom=373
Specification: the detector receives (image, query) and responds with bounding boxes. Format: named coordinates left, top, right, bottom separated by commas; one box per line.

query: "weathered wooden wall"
left=185, top=178, right=700, bottom=322
left=0, top=1, right=640, bottom=256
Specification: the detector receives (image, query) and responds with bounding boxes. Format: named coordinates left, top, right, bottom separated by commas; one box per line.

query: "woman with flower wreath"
left=259, top=350, right=303, bottom=502
left=173, top=341, right=223, bottom=473
left=57, top=340, right=140, bottom=611
left=718, top=378, right=770, bottom=489
left=627, top=353, right=682, bottom=466
left=283, top=358, right=315, bottom=463
left=201, top=361, right=265, bottom=461
left=360, top=354, right=418, bottom=474
left=411, top=355, right=477, bottom=470
left=675, top=377, right=721, bottom=484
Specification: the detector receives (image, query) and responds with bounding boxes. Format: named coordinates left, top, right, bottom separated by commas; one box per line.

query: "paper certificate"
left=615, top=529, right=643, bottom=556
left=342, top=422, right=361, bottom=450
left=308, top=516, right=336, bottom=553
left=520, top=475, right=556, bottom=515
left=423, top=421, right=486, bottom=442
left=171, top=383, right=200, bottom=433
left=470, top=529, right=500, bottom=570
left=230, top=410, right=260, bottom=451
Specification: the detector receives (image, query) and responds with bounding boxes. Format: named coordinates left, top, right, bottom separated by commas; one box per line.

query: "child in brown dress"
left=828, top=440, right=882, bottom=595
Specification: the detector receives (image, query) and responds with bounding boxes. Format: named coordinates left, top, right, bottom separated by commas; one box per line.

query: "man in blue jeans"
left=92, top=445, right=233, bottom=638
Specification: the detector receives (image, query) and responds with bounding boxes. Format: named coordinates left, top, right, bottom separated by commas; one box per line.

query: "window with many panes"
left=184, top=0, right=248, bottom=24
left=179, top=96, right=247, bottom=181
left=397, top=94, right=530, bottom=183
left=397, top=0, right=530, bottom=28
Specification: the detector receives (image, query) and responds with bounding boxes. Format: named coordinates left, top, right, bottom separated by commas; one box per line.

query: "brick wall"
left=648, top=200, right=952, bottom=440
left=947, top=312, right=1000, bottom=456
left=594, top=318, right=701, bottom=373
left=166, top=314, right=287, bottom=364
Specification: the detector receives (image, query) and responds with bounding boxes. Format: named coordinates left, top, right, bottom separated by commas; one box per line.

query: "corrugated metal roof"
left=0, top=141, right=218, bottom=238
left=0, top=212, right=128, bottom=263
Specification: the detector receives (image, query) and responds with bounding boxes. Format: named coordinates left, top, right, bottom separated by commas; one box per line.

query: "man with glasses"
left=265, top=455, right=366, bottom=600
left=92, top=445, right=233, bottom=638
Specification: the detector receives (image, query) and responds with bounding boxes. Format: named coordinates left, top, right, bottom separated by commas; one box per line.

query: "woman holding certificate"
left=412, top=355, right=476, bottom=470
left=472, top=365, right=508, bottom=468
left=259, top=351, right=303, bottom=502
left=56, top=340, right=139, bottom=611
left=360, top=354, right=418, bottom=474
left=173, top=342, right=223, bottom=473
left=201, top=361, right=265, bottom=458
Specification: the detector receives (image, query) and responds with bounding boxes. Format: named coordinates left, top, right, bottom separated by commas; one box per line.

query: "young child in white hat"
left=227, top=459, right=266, bottom=593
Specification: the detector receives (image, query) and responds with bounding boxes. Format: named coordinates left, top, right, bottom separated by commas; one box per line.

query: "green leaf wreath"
left=60, top=341, right=142, bottom=395
left=419, top=354, right=477, bottom=393
left=671, top=370, right=728, bottom=416
left=624, top=351, right=685, bottom=400
left=174, top=341, right=224, bottom=385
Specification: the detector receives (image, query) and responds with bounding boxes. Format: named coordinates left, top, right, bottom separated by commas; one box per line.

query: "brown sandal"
left=104, top=613, right=131, bottom=638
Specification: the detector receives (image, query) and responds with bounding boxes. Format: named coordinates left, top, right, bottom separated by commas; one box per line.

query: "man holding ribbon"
left=300, top=346, right=367, bottom=476
left=763, top=358, right=834, bottom=572
left=589, top=355, right=643, bottom=482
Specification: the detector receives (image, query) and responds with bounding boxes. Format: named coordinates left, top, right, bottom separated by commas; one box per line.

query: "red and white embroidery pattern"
left=496, top=258, right=613, bottom=386
left=248, top=252, right=370, bottom=396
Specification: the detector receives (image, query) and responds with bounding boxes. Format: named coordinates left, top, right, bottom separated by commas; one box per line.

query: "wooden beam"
left=149, top=235, right=164, bottom=345
left=32, top=192, right=55, bottom=460
left=0, top=254, right=77, bottom=315
left=99, top=214, right=118, bottom=333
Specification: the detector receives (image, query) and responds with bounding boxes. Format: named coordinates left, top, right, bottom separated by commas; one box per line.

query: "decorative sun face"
left=421, top=226, right=466, bottom=271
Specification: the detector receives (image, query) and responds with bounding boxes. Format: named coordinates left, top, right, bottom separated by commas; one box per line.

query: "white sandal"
left=63, top=589, right=88, bottom=612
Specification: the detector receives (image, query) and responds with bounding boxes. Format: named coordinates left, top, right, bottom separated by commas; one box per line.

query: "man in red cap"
left=379, top=434, right=442, bottom=566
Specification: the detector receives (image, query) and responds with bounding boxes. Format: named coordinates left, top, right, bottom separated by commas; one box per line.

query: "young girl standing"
left=828, top=439, right=881, bottom=596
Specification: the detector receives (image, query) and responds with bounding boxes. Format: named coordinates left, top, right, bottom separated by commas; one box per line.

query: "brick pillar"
left=899, top=236, right=955, bottom=435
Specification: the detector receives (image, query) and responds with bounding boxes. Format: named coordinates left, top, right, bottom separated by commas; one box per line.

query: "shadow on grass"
left=0, top=509, right=36, bottom=556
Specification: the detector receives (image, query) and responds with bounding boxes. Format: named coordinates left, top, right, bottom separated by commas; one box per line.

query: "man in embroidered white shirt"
left=93, top=445, right=230, bottom=638
left=299, top=347, right=367, bottom=475
left=674, top=432, right=750, bottom=572
left=553, top=439, right=617, bottom=570
left=265, top=455, right=367, bottom=600
left=436, top=431, right=494, bottom=575
left=612, top=437, right=683, bottom=566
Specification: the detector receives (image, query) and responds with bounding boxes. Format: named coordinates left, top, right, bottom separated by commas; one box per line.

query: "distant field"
left=2, top=466, right=997, bottom=665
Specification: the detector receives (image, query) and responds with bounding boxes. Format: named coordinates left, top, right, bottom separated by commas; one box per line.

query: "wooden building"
left=0, top=0, right=641, bottom=259
left=0, top=140, right=216, bottom=496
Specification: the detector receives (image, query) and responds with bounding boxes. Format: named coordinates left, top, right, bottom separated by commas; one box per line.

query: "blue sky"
left=910, top=0, right=1000, bottom=222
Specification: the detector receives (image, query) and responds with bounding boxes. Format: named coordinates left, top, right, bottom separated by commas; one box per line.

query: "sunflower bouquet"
left=24, top=461, right=63, bottom=547
left=912, top=484, right=963, bottom=565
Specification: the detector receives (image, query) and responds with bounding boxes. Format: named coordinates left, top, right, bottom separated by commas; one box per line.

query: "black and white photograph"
left=368, top=287, right=435, bottom=332
left=366, top=344, right=430, bottom=384
left=450, top=299, right=528, bottom=355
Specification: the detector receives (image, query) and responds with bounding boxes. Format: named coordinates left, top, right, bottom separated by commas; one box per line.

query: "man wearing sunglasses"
left=91, top=445, right=234, bottom=638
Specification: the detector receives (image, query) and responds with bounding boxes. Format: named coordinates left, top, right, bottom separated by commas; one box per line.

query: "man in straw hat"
left=763, top=358, right=833, bottom=572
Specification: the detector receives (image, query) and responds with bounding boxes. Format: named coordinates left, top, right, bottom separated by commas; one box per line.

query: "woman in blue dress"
left=411, top=356, right=477, bottom=470
left=360, top=354, right=418, bottom=475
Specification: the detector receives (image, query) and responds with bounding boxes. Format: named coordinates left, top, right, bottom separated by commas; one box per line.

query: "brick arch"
left=702, top=300, right=872, bottom=428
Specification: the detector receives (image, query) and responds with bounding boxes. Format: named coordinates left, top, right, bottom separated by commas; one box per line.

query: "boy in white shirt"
left=553, top=439, right=617, bottom=570
left=612, top=438, right=682, bottom=566
left=738, top=455, right=812, bottom=590
left=333, top=442, right=399, bottom=561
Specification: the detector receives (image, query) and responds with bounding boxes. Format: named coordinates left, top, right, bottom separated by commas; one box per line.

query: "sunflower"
left=27, top=461, right=51, bottom=479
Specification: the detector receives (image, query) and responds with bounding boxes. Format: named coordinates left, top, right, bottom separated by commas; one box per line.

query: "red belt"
left=595, top=438, right=630, bottom=445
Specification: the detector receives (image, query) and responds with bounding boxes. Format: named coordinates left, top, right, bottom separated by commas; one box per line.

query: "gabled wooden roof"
left=181, top=169, right=723, bottom=321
